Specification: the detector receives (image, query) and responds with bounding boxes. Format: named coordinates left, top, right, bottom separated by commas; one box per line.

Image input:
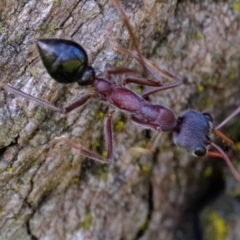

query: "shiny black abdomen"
left=37, top=39, right=89, bottom=84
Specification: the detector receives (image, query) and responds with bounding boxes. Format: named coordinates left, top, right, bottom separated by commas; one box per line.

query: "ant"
left=1, top=0, right=240, bottom=181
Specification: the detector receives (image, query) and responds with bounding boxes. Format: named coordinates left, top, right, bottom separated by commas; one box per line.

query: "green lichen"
left=73, top=177, right=80, bottom=184
left=14, top=183, right=21, bottom=190
left=50, top=133, right=56, bottom=140
left=140, top=165, right=150, bottom=173
left=0, top=24, right=7, bottom=35
left=82, top=211, right=93, bottom=230
left=49, top=25, right=56, bottom=34
left=15, top=120, right=23, bottom=131
left=207, top=211, right=228, bottom=240
left=116, top=61, right=125, bottom=67
left=37, top=24, right=56, bottom=34
left=138, top=218, right=150, bottom=234
left=98, top=111, right=105, bottom=119
left=202, top=73, right=214, bottom=86
left=236, top=142, right=240, bottom=150
left=108, top=61, right=114, bottom=66
left=27, top=177, right=32, bottom=183
left=99, top=169, right=108, bottom=182
left=233, top=1, right=240, bottom=12
left=136, top=87, right=143, bottom=94
left=207, top=78, right=214, bottom=85
left=195, top=32, right=204, bottom=39
left=203, top=166, right=213, bottom=178
left=102, top=150, right=108, bottom=158
left=198, top=85, right=205, bottom=92
left=37, top=25, right=47, bottom=33
left=179, top=175, right=188, bottom=187
left=156, top=25, right=163, bottom=33
left=7, top=167, right=13, bottom=174
left=205, top=97, right=213, bottom=107
left=115, top=120, right=124, bottom=131
left=31, top=71, right=38, bottom=77
left=92, top=141, right=100, bottom=151
left=230, top=187, right=240, bottom=197
left=0, top=125, right=19, bottom=148
left=140, top=140, right=147, bottom=147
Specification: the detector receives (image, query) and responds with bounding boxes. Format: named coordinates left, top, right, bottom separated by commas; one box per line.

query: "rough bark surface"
left=0, top=0, right=240, bottom=240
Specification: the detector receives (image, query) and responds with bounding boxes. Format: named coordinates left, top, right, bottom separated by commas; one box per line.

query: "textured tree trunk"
left=0, top=0, right=240, bottom=240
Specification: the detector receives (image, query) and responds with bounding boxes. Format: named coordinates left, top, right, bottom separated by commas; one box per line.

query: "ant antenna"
left=215, top=105, right=240, bottom=130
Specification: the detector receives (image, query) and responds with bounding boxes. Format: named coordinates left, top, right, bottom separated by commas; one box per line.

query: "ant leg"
left=104, top=110, right=115, bottom=161
left=124, top=77, right=163, bottom=87
left=131, top=115, right=162, bottom=131
left=130, top=116, right=164, bottom=153
left=111, top=0, right=147, bottom=72
left=145, top=131, right=162, bottom=152
left=140, top=60, right=183, bottom=97
left=49, top=111, right=115, bottom=163
left=208, top=142, right=240, bottom=181
left=3, top=84, right=95, bottom=114
left=63, top=94, right=96, bottom=113
left=106, top=62, right=181, bottom=90
left=106, top=68, right=141, bottom=76
left=131, top=131, right=162, bottom=154
left=109, top=39, right=182, bottom=93
left=109, top=38, right=162, bottom=82
left=141, top=81, right=182, bottom=98
left=110, top=37, right=181, bottom=81
left=106, top=68, right=164, bottom=86
left=110, top=0, right=183, bottom=94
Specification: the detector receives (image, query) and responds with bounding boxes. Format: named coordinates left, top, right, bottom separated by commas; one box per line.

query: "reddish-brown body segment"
left=93, top=78, right=177, bottom=132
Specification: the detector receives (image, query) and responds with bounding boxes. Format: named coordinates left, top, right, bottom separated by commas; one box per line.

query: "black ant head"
left=37, top=39, right=95, bottom=86
left=173, top=110, right=213, bottom=157
left=78, top=66, right=95, bottom=86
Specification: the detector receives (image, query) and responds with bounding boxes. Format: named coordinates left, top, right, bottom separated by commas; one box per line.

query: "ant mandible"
left=1, top=0, right=240, bottom=181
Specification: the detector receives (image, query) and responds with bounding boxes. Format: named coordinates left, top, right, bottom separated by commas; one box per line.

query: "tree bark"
left=0, top=0, right=240, bottom=240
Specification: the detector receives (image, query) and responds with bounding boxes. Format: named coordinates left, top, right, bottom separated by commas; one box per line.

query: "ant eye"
left=194, top=146, right=206, bottom=157
left=202, top=113, right=213, bottom=123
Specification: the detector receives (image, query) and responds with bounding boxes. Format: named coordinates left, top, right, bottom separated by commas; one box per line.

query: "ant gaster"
left=1, top=0, right=240, bottom=181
